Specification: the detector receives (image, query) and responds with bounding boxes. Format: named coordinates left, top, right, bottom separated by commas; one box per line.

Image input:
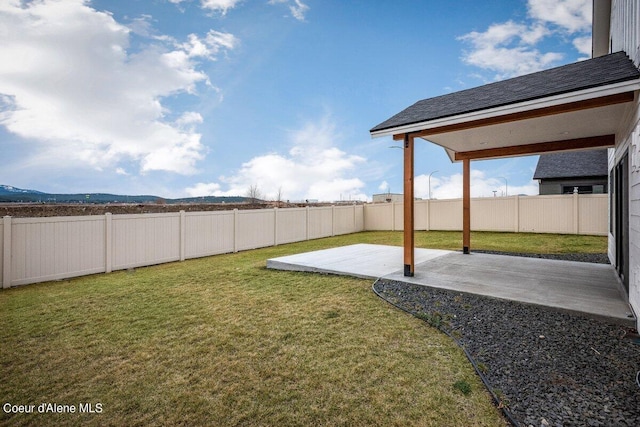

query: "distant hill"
left=0, top=185, right=249, bottom=204
left=0, top=185, right=45, bottom=195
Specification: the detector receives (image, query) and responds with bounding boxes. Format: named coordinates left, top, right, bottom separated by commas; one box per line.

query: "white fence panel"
left=10, top=216, right=106, bottom=286
left=276, top=208, right=307, bottom=244
left=430, top=199, right=462, bottom=230
left=415, top=200, right=429, bottom=230
left=354, top=205, right=365, bottom=231
left=308, top=207, right=333, bottom=239
left=471, top=197, right=516, bottom=232
left=519, top=196, right=574, bottom=234
left=184, top=211, right=235, bottom=258
left=333, top=205, right=358, bottom=235
left=363, top=194, right=607, bottom=236
left=578, top=195, right=608, bottom=235
left=363, top=203, right=392, bottom=230
left=111, top=213, right=180, bottom=270
left=0, top=217, right=4, bottom=287
left=393, top=202, right=403, bottom=231
left=236, top=209, right=275, bottom=251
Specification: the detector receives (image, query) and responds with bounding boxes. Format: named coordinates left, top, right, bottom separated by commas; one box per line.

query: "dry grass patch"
left=2, top=230, right=606, bottom=426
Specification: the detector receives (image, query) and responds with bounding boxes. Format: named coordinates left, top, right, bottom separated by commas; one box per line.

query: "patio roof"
left=371, top=52, right=640, bottom=162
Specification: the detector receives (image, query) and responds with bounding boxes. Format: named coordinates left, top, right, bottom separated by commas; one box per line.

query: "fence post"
left=514, top=195, right=520, bottom=233
left=573, top=192, right=579, bottom=234
left=179, top=210, right=186, bottom=261
left=105, top=213, right=112, bottom=273
left=353, top=204, right=356, bottom=232
left=274, top=207, right=278, bottom=246
left=233, top=209, right=239, bottom=252
left=331, top=205, right=336, bottom=236
left=391, top=202, right=395, bottom=231
left=426, top=199, right=430, bottom=231
left=3, top=216, right=11, bottom=288
left=306, top=206, right=310, bottom=240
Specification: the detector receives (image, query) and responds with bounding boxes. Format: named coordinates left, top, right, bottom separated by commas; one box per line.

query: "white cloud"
left=289, top=0, right=309, bottom=21
left=459, top=21, right=563, bottom=78
left=459, top=0, right=591, bottom=79
left=527, top=0, right=592, bottom=33
left=179, top=30, right=238, bottom=59
left=185, top=182, right=222, bottom=195
left=176, top=111, right=204, bottom=127
left=378, top=180, right=390, bottom=192
left=200, top=0, right=242, bottom=14
left=416, top=170, right=538, bottom=199
left=572, top=35, right=592, bottom=56
left=268, top=0, right=309, bottom=22
left=0, top=0, right=236, bottom=175
left=186, top=115, right=368, bottom=201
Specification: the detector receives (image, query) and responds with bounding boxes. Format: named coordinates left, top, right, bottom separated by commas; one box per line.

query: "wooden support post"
left=463, top=158, right=471, bottom=254
left=403, top=134, right=415, bottom=276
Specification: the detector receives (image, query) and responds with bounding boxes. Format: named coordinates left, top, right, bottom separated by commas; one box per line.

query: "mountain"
left=0, top=185, right=248, bottom=204
left=0, top=185, right=45, bottom=195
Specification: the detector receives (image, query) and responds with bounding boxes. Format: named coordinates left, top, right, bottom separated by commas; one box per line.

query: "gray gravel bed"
left=373, top=252, right=639, bottom=427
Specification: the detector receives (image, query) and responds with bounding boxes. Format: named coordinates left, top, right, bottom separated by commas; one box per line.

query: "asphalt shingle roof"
left=371, top=52, right=640, bottom=133
left=533, top=149, right=609, bottom=180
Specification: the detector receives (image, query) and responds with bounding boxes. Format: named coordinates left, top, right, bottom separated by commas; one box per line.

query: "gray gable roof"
left=533, top=149, right=609, bottom=180
left=371, top=52, right=640, bottom=134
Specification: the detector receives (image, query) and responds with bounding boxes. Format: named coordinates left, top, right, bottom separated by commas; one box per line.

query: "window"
left=562, top=185, right=594, bottom=194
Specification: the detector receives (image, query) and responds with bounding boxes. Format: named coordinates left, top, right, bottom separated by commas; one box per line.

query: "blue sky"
left=0, top=0, right=592, bottom=201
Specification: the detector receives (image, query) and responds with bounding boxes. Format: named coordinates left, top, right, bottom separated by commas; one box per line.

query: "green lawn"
left=0, top=231, right=606, bottom=426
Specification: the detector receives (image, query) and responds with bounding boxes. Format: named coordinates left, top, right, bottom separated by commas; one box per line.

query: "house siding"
left=539, top=177, right=608, bottom=195
left=608, top=0, right=640, bottom=325
left=609, top=86, right=639, bottom=321
left=610, top=0, right=640, bottom=66
left=626, top=114, right=640, bottom=320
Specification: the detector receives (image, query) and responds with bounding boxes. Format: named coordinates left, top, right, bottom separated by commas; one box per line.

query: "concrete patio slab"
left=267, top=244, right=636, bottom=327
left=266, top=243, right=452, bottom=279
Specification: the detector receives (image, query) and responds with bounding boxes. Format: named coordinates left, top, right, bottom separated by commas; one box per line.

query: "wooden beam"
left=393, top=92, right=634, bottom=141
left=403, top=134, right=415, bottom=276
left=462, top=158, right=470, bottom=254
left=454, top=134, right=615, bottom=161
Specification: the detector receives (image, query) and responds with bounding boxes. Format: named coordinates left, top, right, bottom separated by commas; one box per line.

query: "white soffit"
left=424, top=102, right=630, bottom=162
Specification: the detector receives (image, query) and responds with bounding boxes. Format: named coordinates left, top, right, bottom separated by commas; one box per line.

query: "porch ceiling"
left=424, top=100, right=631, bottom=161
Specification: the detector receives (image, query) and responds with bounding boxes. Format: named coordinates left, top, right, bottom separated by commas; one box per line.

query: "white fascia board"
left=370, top=79, right=640, bottom=139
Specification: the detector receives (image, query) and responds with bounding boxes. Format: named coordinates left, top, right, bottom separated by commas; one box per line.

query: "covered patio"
left=267, top=243, right=635, bottom=327
left=369, top=52, right=640, bottom=278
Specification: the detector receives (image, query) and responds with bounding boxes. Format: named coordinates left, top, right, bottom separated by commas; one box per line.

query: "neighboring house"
left=370, top=0, right=640, bottom=329
left=372, top=193, right=404, bottom=203
left=533, top=149, right=609, bottom=194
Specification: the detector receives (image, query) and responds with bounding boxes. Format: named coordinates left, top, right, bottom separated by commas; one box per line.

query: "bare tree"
left=275, top=186, right=284, bottom=207
left=246, top=184, right=263, bottom=204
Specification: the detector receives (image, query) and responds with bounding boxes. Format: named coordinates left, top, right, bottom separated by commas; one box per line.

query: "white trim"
left=371, top=79, right=640, bottom=138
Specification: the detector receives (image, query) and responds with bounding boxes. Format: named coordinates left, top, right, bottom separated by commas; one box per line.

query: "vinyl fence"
left=363, top=193, right=608, bottom=236
left=1, top=205, right=364, bottom=288
left=0, top=194, right=606, bottom=288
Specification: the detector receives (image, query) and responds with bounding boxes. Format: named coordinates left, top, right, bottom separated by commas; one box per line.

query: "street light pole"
left=498, top=176, right=508, bottom=196
left=428, top=170, right=439, bottom=199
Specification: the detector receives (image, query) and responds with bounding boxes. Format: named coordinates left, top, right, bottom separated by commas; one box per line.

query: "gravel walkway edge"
left=371, top=278, right=522, bottom=426
left=372, top=252, right=640, bottom=427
